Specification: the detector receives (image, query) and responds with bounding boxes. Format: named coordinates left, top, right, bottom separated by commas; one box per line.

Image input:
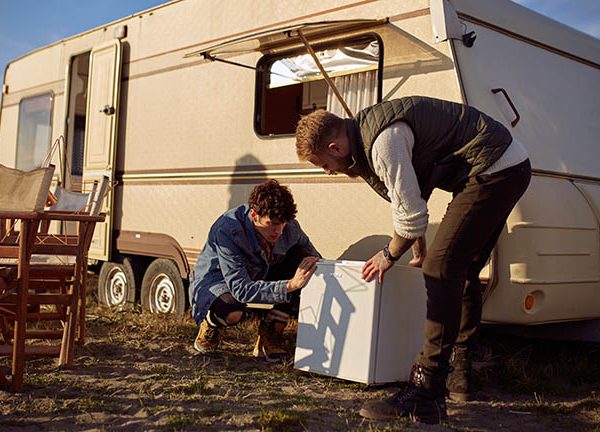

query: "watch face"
left=383, top=244, right=397, bottom=262
left=383, top=245, right=392, bottom=261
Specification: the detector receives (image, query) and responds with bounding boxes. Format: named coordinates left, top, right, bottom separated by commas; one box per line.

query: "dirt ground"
left=1, top=284, right=599, bottom=431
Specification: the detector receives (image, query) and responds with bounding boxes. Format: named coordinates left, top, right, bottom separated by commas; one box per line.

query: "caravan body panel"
left=1, top=0, right=599, bottom=326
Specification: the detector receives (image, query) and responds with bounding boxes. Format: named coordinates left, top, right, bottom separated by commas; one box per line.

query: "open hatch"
left=186, top=19, right=388, bottom=135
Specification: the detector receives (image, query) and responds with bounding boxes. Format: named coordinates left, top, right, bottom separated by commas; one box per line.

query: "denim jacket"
left=189, top=204, right=319, bottom=324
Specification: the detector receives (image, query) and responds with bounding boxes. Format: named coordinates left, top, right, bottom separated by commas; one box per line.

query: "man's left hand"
left=362, top=250, right=393, bottom=284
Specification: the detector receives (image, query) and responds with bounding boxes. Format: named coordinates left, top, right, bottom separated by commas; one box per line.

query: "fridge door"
left=294, top=260, right=426, bottom=384
left=294, top=260, right=379, bottom=383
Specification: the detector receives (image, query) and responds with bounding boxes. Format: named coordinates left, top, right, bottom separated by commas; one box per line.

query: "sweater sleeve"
left=371, top=122, right=428, bottom=239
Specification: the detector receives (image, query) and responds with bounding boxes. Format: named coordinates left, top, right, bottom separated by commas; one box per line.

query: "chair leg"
left=13, top=312, right=27, bottom=391
left=59, top=283, right=79, bottom=367
left=12, top=219, right=38, bottom=392
left=77, top=265, right=87, bottom=345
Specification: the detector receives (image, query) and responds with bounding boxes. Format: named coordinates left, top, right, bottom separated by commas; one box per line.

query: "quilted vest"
left=346, top=96, right=512, bottom=201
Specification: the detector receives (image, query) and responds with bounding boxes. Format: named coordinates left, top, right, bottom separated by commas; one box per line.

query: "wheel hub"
left=107, top=268, right=127, bottom=306
left=152, top=273, right=175, bottom=314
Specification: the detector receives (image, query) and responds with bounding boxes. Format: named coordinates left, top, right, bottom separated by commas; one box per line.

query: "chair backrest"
left=49, top=188, right=91, bottom=212
left=89, top=176, right=109, bottom=216
left=0, top=164, right=55, bottom=212
left=48, top=175, right=109, bottom=216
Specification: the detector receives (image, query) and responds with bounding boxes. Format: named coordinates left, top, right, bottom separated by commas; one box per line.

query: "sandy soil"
left=1, top=296, right=599, bottom=431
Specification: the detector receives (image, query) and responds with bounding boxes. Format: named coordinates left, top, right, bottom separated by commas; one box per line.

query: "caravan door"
left=83, top=40, right=122, bottom=261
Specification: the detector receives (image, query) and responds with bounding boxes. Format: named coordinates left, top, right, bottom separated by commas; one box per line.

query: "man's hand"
left=286, top=256, right=320, bottom=293
left=408, top=236, right=427, bottom=267
left=362, top=250, right=394, bottom=285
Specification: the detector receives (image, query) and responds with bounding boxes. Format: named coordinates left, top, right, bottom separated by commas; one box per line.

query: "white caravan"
left=1, top=0, right=599, bottom=336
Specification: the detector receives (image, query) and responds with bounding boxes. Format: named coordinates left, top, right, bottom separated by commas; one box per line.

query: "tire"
left=140, top=258, right=186, bottom=318
left=97, top=259, right=137, bottom=309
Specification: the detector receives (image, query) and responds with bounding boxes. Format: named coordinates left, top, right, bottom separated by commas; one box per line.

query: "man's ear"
left=249, top=208, right=257, bottom=221
left=327, top=141, right=341, bottom=155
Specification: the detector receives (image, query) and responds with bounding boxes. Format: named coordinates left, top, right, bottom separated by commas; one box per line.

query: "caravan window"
left=255, top=36, right=382, bottom=136
left=16, top=92, right=54, bottom=170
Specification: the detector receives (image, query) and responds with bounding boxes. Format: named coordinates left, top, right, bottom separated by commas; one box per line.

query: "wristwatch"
left=382, top=243, right=400, bottom=262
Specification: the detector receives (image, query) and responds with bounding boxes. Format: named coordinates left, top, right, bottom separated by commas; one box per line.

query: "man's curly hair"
left=248, top=179, right=297, bottom=222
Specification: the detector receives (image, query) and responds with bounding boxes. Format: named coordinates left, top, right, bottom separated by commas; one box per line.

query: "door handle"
left=100, top=105, right=116, bottom=115
left=491, top=88, right=520, bottom=127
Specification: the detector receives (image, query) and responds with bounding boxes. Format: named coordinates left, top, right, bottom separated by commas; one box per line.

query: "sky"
left=0, top=0, right=599, bottom=81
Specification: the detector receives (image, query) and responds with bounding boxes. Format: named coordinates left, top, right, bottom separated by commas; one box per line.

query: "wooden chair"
left=44, top=176, right=109, bottom=343
left=0, top=165, right=105, bottom=391
left=0, top=163, right=55, bottom=390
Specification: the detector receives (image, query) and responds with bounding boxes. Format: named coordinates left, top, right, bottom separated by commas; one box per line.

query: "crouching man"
left=189, top=179, right=320, bottom=362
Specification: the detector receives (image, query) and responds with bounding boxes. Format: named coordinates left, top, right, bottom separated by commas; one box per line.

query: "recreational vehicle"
left=1, top=0, right=599, bottom=333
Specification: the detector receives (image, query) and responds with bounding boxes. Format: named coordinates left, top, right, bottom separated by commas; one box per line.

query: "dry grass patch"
left=0, top=295, right=599, bottom=431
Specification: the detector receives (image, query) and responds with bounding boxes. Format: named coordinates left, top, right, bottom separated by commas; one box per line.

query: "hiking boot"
left=447, top=345, right=472, bottom=402
left=359, top=363, right=448, bottom=424
left=194, top=319, right=220, bottom=353
left=253, top=311, right=289, bottom=362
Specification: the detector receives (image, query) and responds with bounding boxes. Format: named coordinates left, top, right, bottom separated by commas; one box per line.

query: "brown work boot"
left=360, top=363, right=448, bottom=424
left=447, top=345, right=473, bottom=402
left=253, top=310, right=290, bottom=362
left=194, top=319, right=220, bottom=353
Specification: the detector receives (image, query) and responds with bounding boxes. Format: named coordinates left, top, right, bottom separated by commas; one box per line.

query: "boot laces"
left=389, top=386, right=420, bottom=405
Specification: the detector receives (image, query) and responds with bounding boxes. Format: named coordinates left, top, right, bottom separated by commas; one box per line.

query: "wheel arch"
left=114, top=230, right=190, bottom=279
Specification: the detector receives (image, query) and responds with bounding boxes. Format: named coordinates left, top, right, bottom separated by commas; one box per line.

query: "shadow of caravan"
left=294, top=261, right=426, bottom=384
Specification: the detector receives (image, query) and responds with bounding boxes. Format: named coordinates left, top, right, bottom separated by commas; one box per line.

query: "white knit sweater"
left=371, top=121, right=529, bottom=239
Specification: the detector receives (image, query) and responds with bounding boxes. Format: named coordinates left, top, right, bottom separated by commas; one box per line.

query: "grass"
left=165, top=413, right=199, bottom=431
left=257, top=408, right=308, bottom=432
left=2, top=294, right=600, bottom=431
left=479, top=333, right=600, bottom=396
left=177, top=377, right=214, bottom=396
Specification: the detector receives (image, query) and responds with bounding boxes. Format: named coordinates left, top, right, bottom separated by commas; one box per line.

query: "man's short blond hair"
left=295, top=110, right=345, bottom=161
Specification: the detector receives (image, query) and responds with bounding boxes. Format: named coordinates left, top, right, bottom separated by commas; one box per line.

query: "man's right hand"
left=286, top=256, right=320, bottom=293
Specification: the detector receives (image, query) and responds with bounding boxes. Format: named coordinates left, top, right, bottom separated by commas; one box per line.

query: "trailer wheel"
left=97, top=259, right=137, bottom=308
left=141, top=258, right=186, bottom=317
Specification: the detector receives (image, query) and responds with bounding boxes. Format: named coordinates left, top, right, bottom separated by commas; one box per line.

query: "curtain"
left=326, top=70, right=377, bottom=118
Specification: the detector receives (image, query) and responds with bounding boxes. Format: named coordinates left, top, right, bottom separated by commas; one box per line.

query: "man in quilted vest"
left=295, top=96, right=531, bottom=424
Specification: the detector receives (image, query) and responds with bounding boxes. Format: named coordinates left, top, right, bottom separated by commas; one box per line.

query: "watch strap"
left=383, top=243, right=400, bottom=262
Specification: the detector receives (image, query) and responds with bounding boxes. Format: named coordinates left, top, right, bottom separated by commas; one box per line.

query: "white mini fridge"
left=294, top=260, right=426, bottom=384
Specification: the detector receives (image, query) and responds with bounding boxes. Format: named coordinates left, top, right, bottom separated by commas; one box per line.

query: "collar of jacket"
left=240, top=206, right=262, bottom=256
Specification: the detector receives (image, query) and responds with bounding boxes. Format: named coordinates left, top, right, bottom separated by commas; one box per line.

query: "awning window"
left=184, top=19, right=388, bottom=59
